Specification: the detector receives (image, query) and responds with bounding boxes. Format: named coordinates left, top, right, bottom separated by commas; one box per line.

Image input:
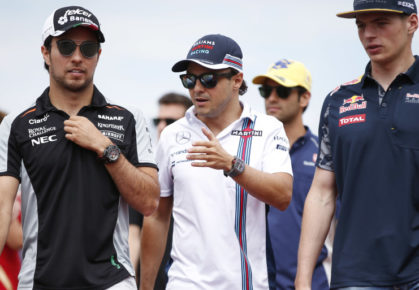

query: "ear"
left=232, top=72, right=243, bottom=92
left=41, top=45, right=51, bottom=67
left=97, top=48, right=102, bottom=60
left=299, top=91, right=311, bottom=110
left=407, top=13, right=418, bottom=35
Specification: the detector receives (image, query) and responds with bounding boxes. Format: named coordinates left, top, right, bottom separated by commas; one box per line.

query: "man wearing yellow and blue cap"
left=253, top=60, right=333, bottom=290
left=296, top=0, right=419, bottom=289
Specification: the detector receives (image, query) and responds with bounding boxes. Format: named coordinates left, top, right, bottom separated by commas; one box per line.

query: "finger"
left=192, top=140, right=212, bottom=147
left=188, top=146, right=210, bottom=153
left=186, top=153, right=208, bottom=160
left=190, top=161, right=208, bottom=167
left=201, top=127, right=215, bottom=141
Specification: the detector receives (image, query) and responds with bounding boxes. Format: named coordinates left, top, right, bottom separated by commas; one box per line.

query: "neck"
left=283, top=115, right=306, bottom=147
left=371, top=51, right=415, bottom=91
left=49, top=83, right=94, bottom=116
left=199, top=100, right=243, bottom=136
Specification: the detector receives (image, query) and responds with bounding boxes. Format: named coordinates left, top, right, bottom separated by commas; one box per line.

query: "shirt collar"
left=185, top=101, right=256, bottom=124
left=34, top=85, right=108, bottom=116
left=362, top=55, right=419, bottom=88
left=291, top=126, right=317, bottom=152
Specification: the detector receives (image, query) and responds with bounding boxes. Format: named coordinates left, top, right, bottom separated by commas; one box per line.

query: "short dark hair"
left=295, top=86, right=309, bottom=112
left=230, top=69, right=248, bottom=96
left=43, top=36, right=52, bottom=72
left=0, top=110, right=7, bottom=124
left=158, top=92, right=193, bottom=110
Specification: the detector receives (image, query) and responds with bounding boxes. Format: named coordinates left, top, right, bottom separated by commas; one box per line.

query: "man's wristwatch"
left=223, top=156, right=245, bottom=177
left=101, top=144, right=121, bottom=163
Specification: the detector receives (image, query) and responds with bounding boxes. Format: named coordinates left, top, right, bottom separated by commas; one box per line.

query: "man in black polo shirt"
left=0, top=6, right=159, bottom=290
left=296, top=0, right=419, bottom=289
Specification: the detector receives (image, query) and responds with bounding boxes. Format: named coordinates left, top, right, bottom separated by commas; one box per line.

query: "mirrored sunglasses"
left=179, top=71, right=235, bottom=89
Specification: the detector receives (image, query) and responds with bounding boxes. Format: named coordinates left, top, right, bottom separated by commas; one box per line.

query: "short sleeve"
left=0, top=113, right=22, bottom=180
left=262, top=118, right=293, bottom=176
left=316, top=95, right=334, bottom=172
left=155, top=130, right=173, bottom=197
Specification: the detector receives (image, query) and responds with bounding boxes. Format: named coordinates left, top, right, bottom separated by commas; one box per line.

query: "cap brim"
left=337, top=8, right=403, bottom=18
left=252, top=74, right=298, bottom=88
left=172, top=59, right=235, bottom=72
left=49, top=23, right=105, bottom=42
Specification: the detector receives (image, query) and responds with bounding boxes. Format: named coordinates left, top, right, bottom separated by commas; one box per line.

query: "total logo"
left=31, top=134, right=57, bottom=146
left=58, top=9, right=92, bottom=25
left=339, top=114, right=366, bottom=127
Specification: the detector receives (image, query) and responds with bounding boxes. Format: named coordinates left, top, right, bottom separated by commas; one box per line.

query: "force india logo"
left=339, top=114, right=366, bottom=127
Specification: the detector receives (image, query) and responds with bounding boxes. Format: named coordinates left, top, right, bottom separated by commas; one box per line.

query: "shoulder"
left=327, top=75, right=364, bottom=99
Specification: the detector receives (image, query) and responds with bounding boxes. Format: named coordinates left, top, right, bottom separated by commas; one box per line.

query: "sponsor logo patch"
left=339, top=114, right=366, bottom=127
left=97, top=122, right=125, bottom=131
left=31, top=134, right=57, bottom=146
left=231, top=128, right=262, bottom=138
left=405, top=93, right=419, bottom=104
left=339, top=101, right=367, bottom=113
left=176, top=131, right=191, bottom=145
left=28, top=126, right=56, bottom=138
left=342, top=95, right=364, bottom=105
left=101, top=130, right=124, bottom=142
left=98, top=115, right=124, bottom=121
left=29, top=113, right=50, bottom=125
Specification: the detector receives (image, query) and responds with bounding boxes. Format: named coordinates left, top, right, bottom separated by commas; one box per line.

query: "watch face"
left=108, top=148, right=120, bottom=161
left=104, top=145, right=120, bottom=163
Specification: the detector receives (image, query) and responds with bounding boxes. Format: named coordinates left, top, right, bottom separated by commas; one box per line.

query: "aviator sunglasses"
left=56, top=39, right=100, bottom=58
left=180, top=71, right=235, bottom=89
left=152, top=118, right=177, bottom=126
left=259, top=85, right=293, bottom=99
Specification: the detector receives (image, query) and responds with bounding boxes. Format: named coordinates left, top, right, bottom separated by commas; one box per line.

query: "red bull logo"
left=343, top=95, right=364, bottom=105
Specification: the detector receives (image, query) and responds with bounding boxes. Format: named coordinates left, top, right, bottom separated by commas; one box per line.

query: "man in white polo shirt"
left=140, top=34, right=293, bottom=290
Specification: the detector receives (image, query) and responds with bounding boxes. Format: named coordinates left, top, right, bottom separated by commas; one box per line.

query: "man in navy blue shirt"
left=296, top=0, right=419, bottom=289
left=253, top=59, right=332, bottom=290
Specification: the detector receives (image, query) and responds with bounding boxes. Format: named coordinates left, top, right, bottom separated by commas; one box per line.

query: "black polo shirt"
left=0, top=86, right=156, bottom=290
left=317, top=56, right=419, bottom=288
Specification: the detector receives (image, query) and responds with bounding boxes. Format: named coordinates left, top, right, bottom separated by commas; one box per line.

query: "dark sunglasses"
left=56, top=39, right=100, bottom=58
left=179, top=71, right=235, bottom=89
left=259, top=85, right=292, bottom=99
left=152, top=118, right=177, bottom=126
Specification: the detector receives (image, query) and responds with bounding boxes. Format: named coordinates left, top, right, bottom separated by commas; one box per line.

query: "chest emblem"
left=339, top=114, right=366, bottom=127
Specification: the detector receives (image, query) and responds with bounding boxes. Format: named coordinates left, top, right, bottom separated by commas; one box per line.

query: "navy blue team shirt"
left=268, top=127, right=331, bottom=290
left=317, top=56, right=419, bottom=288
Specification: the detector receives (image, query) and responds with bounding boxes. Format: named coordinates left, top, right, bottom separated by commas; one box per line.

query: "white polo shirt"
left=156, top=102, right=292, bottom=290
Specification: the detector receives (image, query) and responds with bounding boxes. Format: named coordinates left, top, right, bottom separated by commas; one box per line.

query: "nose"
left=71, top=46, right=84, bottom=63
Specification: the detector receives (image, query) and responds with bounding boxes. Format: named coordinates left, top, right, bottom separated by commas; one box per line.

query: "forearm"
left=233, top=166, right=293, bottom=210
left=106, top=155, right=160, bottom=216
left=295, top=180, right=336, bottom=288
left=6, top=218, right=23, bottom=250
left=128, top=225, right=141, bottom=273
left=140, top=197, right=172, bottom=290
left=0, top=176, right=19, bottom=254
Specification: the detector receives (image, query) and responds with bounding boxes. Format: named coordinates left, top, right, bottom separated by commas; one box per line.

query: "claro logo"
left=31, top=135, right=57, bottom=146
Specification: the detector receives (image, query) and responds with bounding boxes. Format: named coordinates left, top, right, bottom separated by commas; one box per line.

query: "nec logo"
left=31, top=135, right=57, bottom=146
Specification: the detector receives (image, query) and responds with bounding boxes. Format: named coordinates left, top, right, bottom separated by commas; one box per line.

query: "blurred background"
left=2, top=0, right=417, bottom=140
